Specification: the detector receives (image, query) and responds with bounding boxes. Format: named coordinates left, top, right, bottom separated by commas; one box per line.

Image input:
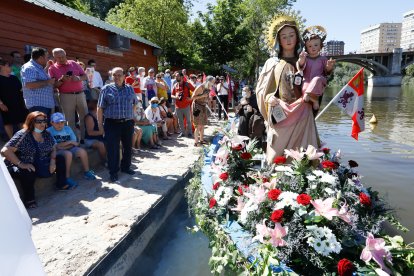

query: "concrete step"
left=14, top=148, right=104, bottom=199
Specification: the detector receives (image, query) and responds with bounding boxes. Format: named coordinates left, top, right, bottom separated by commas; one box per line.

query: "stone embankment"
left=28, top=123, right=219, bottom=275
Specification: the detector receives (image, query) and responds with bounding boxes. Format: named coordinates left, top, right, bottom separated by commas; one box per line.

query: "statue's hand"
left=268, top=95, right=280, bottom=107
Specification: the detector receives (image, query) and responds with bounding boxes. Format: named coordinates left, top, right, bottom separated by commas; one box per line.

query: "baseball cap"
left=51, top=112, right=66, bottom=123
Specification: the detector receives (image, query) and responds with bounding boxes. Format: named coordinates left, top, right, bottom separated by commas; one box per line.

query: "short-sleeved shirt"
left=125, top=76, right=141, bottom=94
left=172, top=81, right=194, bottom=109
left=20, top=60, right=55, bottom=109
left=144, top=77, right=157, bottom=99
left=48, top=60, right=85, bottom=93
left=4, top=129, right=55, bottom=167
left=144, top=106, right=162, bottom=124
left=46, top=125, right=77, bottom=144
left=98, top=83, right=137, bottom=120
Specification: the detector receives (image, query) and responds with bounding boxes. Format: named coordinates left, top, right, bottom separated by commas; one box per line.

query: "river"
left=135, top=85, right=414, bottom=275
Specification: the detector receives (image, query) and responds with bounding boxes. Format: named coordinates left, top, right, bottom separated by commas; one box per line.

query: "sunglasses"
left=34, top=119, right=48, bottom=124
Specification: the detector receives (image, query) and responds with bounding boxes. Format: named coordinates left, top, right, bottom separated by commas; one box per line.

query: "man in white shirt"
left=86, top=59, right=103, bottom=100
left=138, top=67, right=147, bottom=107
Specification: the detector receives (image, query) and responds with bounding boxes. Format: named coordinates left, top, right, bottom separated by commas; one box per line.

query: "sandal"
left=25, top=200, right=38, bottom=209
left=200, top=140, right=208, bottom=145
left=194, top=142, right=200, bottom=147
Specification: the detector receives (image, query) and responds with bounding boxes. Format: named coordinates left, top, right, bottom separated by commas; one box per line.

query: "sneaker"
left=187, top=133, right=193, bottom=138
left=84, top=170, right=97, bottom=180
left=66, top=177, right=78, bottom=188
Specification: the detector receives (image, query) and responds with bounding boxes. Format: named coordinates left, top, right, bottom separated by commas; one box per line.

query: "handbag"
left=29, top=134, right=52, bottom=178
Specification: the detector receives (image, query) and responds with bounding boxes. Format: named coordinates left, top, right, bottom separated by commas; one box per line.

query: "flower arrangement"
left=187, top=131, right=414, bottom=275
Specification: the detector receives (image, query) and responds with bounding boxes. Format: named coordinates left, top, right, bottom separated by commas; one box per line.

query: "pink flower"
left=311, top=197, right=339, bottom=220
left=244, top=186, right=267, bottom=205
left=360, top=233, right=392, bottom=275
left=231, top=197, right=245, bottom=212
left=215, top=147, right=229, bottom=165
left=252, top=219, right=269, bottom=243
left=338, top=204, right=352, bottom=224
left=268, top=223, right=288, bottom=247
left=284, top=145, right=323, bottom=161
left=284, top=148, right=303, bottom=161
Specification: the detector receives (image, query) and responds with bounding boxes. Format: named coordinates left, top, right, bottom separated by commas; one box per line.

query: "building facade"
left=0, top=0, right=161, bottom=80
left=324, top=40, right=345, bottom=55
left=401, top=10, right=414, bottom=50
left=360, top=23, right=402, bottom=53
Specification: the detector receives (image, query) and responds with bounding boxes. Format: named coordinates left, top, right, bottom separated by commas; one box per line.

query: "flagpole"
left=314, top=86, right=345, bottom=121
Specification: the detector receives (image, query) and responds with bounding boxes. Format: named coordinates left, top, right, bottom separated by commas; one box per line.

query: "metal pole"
left=315, top=86, right=345, bottom=121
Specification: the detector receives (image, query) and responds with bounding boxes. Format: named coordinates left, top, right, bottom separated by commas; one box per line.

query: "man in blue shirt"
left=20, top=47, right=55, bottom=122
left=97, top=67, right=138, bottom=182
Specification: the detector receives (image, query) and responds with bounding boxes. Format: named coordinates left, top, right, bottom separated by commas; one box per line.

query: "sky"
left=191, top=0, right=414, bottom=53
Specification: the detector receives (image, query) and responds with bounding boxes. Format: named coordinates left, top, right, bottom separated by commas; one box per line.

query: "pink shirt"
left=48, top=60, right=85, bottom=93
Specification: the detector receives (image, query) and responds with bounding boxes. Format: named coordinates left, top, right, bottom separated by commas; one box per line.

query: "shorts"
left=57, top=146, right=83, bottom=156
left=84, top=139, right=103, bottom=148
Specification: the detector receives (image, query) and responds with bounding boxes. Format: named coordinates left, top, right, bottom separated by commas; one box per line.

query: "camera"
left=66, top=70, right=73, bottom=76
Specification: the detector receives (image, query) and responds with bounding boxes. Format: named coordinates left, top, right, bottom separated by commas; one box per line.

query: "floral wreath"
left=302, top=25, right=327, bottom=42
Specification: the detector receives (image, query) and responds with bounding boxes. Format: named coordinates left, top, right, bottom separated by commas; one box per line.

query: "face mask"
left=165, top=73, right=170, bottom=77
left=34, top=127, right=43, bottom=133
left=140, top=72, right=145, bottom=77
left=242, top=92, right=247, bottom=97
left=137, top=102, right=142, bottom=109
left=151, top=103, right=159, bottom=108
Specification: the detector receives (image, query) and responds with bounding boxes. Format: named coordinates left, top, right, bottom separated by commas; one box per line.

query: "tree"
left=106, top=0, right=191, bottom=67
left=54, top=0, right=93, bottom=15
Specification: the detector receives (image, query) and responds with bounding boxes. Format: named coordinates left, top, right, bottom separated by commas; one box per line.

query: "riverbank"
left=28, top=121, right=219, bottom=275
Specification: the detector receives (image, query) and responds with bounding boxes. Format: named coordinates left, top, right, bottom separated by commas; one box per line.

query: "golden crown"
left=266, top=15, right=298, bottom=49
left=302, top=25, right=327, bottom=42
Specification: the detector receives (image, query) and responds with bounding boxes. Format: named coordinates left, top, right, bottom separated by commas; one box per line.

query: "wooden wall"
left=0, top=0, right=159, bottom=80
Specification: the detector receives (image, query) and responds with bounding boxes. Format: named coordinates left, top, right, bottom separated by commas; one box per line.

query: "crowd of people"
left=0, top=46, right=248, bottom=209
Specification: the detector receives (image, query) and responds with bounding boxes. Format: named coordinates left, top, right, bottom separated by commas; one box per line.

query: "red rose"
left=322, top=147, right=330, bottom=154
left=268, top=189, right=282, bottom=201
left=212, top=182, right=220, bottom=190
left=237, top=186, right=244, bottom=195
left=240, top=152, right=252, bottom=160
left=337, top=258, right=354, bottom=276
left=270, top=209, right=284, bottom=222
left=262, top=177, right=269, bottom=183
left=209, top=198, right=217, bottom=208
left=359, top=192, right=372, bottom=206
left=321, top=160, right=336, bottom=170
left=297, top=194, right=312, bottom=205
left=273, top=156, right=287, bottom=164
left=219, top=172, right=229, bottom=181
left=232, top=144, right=243, bottom=151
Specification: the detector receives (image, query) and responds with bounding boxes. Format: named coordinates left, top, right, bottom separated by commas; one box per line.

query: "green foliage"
left=402, top=64, right=414, bottom=85
left=329, top=62, right=369, bottom=87
left=54, top=0, right=94, bottom=15
left=106, top=0, right=190, bottom=67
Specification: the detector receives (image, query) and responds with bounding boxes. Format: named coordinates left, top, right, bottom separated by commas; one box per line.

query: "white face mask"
left=165, top=73, right=170, bottom=77
left=242, top=91, right=247, bottom=97
left=140, top=72, right=145, bottom=77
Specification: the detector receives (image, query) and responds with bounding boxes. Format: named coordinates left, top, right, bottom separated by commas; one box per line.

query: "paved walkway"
left=28, top=121, right=221, bottom=275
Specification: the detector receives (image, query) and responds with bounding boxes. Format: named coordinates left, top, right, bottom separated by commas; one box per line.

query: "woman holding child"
left=1, top=112, right=67, bottom=209
left=256, top=15, right=323, bottom=164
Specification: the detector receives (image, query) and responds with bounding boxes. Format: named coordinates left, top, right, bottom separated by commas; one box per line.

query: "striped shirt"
left=21, top=60, right=55, bottom=108
left=98, top=83, right=137, bottom=119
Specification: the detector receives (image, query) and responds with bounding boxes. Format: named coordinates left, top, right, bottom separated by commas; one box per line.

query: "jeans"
left=8, top=155, right=66, bottom=203
left=175, top=106, right=192, bottom=135
left=104, top=119, right=134, bottom=176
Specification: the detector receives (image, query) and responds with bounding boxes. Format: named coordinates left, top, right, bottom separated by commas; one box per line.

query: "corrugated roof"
left=24, top=0, right=161, bottom=49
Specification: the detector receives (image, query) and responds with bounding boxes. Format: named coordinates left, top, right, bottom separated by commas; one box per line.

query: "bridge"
left=327, top=48, right=414, bottom=86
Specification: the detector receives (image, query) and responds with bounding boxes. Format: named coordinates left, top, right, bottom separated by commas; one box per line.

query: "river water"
left=135, top=85, right=414, bottom=275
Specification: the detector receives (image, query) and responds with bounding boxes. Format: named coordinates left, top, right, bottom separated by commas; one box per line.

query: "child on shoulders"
left=47, top=112, right=96, bottom=186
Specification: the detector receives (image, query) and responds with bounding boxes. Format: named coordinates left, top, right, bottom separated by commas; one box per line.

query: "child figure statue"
left=297, top=25, right=336, bottom=110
